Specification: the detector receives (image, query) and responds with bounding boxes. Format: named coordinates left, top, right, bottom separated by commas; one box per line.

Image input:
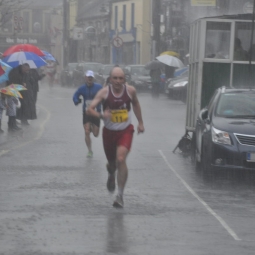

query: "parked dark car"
left=165, top=69, right=189, bottom=102
left=60, top=62, right=77, bottom=87
left=72, top=62, right=103, bottom=87
left=195, top=87, right=255, bottom=173
left=124, top=65, right=151, bottom=92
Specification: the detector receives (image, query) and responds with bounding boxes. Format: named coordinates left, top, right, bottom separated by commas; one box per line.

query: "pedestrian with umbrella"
left=0, top=92, right=6, bottom=133
left=8, top=63, right=37, bottom=126
left=0, top=60, right=12, bottom=88
left=0, top=87, right=22, bottom=132
left=145, top=60, right=162, bottom=98
left=29, top=68, right=45, bottom=103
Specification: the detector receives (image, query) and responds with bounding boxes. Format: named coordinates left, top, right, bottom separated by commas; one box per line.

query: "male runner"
left=87, top=67, right=145, bottom=208
left=73, top=70, right=102, bottom=158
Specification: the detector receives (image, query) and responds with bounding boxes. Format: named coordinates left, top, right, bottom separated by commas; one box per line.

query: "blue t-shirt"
left=73, top=83, right=102, bottom=112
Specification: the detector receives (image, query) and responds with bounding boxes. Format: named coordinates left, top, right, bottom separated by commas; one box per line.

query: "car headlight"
left=173, top=81, right=188, bottom=88
left=212, top=126, right=232, bottom=145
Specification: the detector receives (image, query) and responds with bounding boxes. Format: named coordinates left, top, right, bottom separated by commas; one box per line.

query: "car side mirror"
left=200, top=108, right=209, bottom=121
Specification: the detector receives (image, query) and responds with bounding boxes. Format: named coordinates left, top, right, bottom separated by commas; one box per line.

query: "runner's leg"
left=84, top=123, right=92, bottom=153
left=91, top=124, right=99, bottom=137
left=116, top=146, right=129, bottom=196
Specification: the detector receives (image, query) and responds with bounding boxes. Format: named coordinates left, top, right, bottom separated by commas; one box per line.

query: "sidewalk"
left=0, top=105, right=41, bottom=147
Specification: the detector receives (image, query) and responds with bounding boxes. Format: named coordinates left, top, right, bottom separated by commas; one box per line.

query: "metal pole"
left=249, top=0, right=255, bottom=86
left=153, top=0, right=161, bottom=57
left=63, top=0, right=69, bottom=67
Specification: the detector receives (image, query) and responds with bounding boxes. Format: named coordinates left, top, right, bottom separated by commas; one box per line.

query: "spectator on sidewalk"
left=0, top=93, right=6, bottom=133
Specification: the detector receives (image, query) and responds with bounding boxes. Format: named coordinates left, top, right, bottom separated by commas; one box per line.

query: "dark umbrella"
left=145, top=60, right=163, bottom=70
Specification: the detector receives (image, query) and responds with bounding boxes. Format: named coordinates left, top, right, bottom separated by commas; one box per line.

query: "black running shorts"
left=83, top=112, right=100, bottom=127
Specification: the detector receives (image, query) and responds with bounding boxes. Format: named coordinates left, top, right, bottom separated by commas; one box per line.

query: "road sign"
left=73, top=27, right=84, bottom=40
left=112, top=36, right=123, bottom=48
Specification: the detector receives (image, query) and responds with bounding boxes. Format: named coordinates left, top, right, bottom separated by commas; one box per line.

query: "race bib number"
left=111, top=109, right=128, bottom=123
left=86, top=100, right=92, bottom=108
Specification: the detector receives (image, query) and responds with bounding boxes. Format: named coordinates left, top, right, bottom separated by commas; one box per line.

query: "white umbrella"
left=156, top=55, right=184, bottom=68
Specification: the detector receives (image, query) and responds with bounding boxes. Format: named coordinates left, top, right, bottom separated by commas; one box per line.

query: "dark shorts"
left=103, top=124, right=134, bottom=162
left=83, top=112, right=100, bottom=127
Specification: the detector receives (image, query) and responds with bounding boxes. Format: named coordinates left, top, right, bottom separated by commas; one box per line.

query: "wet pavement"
left=1, top=85, right=255, bottom=254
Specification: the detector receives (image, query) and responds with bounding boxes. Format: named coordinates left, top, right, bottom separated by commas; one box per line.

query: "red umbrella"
left=2, top=44, right=45, bottom=57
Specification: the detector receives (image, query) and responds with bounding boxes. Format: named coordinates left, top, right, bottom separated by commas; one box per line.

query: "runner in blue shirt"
left=73, top=70, right=102, bottom=158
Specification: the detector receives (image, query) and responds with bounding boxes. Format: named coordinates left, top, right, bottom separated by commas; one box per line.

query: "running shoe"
left=113, top=195, right=124, bottom=208
left=87, top=151, right=93, bottom=158
left=106, top=164, right=115, bottom=192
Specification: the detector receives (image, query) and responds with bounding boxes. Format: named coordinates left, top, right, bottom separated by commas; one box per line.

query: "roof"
left=77, top=0, right=109, bottom=21
left=201, top=13, right=255, bottom=21
left=220, top=87, right=255, bottom=93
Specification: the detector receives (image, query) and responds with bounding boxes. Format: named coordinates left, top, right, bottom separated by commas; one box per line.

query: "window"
left=123, top=5, right=126, bottom=30
left=115, top=6, right=118, bottom=29
left=1, top=9, right=13, bottom=32
left=32, top=9, right=42, bottom=33
left=131, top=3, right=135, bottom=28
left=235, top=22, right=255, bottom=61
left=205, top=22, right=231, bottom=59
left=22, top=11, right=30, bottom=33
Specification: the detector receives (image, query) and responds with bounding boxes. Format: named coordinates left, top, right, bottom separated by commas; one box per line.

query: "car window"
left=208, top=90, right=220, bottom=117
left=216, top=92, right=255, bottom=117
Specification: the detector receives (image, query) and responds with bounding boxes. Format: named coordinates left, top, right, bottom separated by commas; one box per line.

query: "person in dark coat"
left=30, top=69, right=45, bottom=103
left=11, top=64, right=37, bottom=125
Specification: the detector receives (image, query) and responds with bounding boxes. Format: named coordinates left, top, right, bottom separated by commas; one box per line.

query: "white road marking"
left=0, top=105, right=51, bottom=157
left=158, top=150, right=241, bottom=241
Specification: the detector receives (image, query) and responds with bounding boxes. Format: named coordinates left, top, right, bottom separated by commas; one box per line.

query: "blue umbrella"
left=42, top=50, right=56, bottom=62
left=0, top=60, right=12, bottom=84
left=2, top=51, right=47, bottom=68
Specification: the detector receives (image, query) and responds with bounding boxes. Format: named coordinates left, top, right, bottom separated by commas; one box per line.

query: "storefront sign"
left=191, top=0, right=216, bottom=6
left=6, top=37, right=38, bottom=44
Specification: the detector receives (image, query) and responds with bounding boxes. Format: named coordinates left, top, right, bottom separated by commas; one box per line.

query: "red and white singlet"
left=103, top=84, right=132, bottom=130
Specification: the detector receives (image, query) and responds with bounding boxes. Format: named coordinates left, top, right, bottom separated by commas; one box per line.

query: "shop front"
left=0, top=34, right=51, bottom=55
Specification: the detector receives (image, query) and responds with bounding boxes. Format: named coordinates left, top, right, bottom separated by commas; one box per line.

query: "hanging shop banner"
left=191, top=0, right=216, bottom=6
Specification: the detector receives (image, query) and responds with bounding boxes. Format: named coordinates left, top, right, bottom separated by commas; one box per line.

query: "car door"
left=196, top=89, right=220, bottom=161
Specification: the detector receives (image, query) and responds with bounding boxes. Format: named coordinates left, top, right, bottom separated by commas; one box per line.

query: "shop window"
left=22, top=11, right=30, bottom=33
left=205, top=22, right=231, bottom=59
left=235, top=22, right=255, bottom=61
left=1, top=9, right=12, bottom=32
left=32, top=9, right=42, bottom=33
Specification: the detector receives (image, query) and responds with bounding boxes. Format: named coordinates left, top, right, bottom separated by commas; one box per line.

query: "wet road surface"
left=0, top=85, right=255, bottom=254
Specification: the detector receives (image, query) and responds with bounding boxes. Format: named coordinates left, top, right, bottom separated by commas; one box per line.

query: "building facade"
left=110, top=0, right=151, bottom=65
left=160, top=0, right=254, bottom=59
left=0, top=0, right=63, bottom=62
left=75, top=0, right=111, bottom=64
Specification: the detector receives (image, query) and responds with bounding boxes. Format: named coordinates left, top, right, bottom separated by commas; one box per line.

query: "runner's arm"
left=129, top=86, right=145, bottom=133
left=87, top=88, right=106, bottom=118
left=73, top=87, right=82, bottom=105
